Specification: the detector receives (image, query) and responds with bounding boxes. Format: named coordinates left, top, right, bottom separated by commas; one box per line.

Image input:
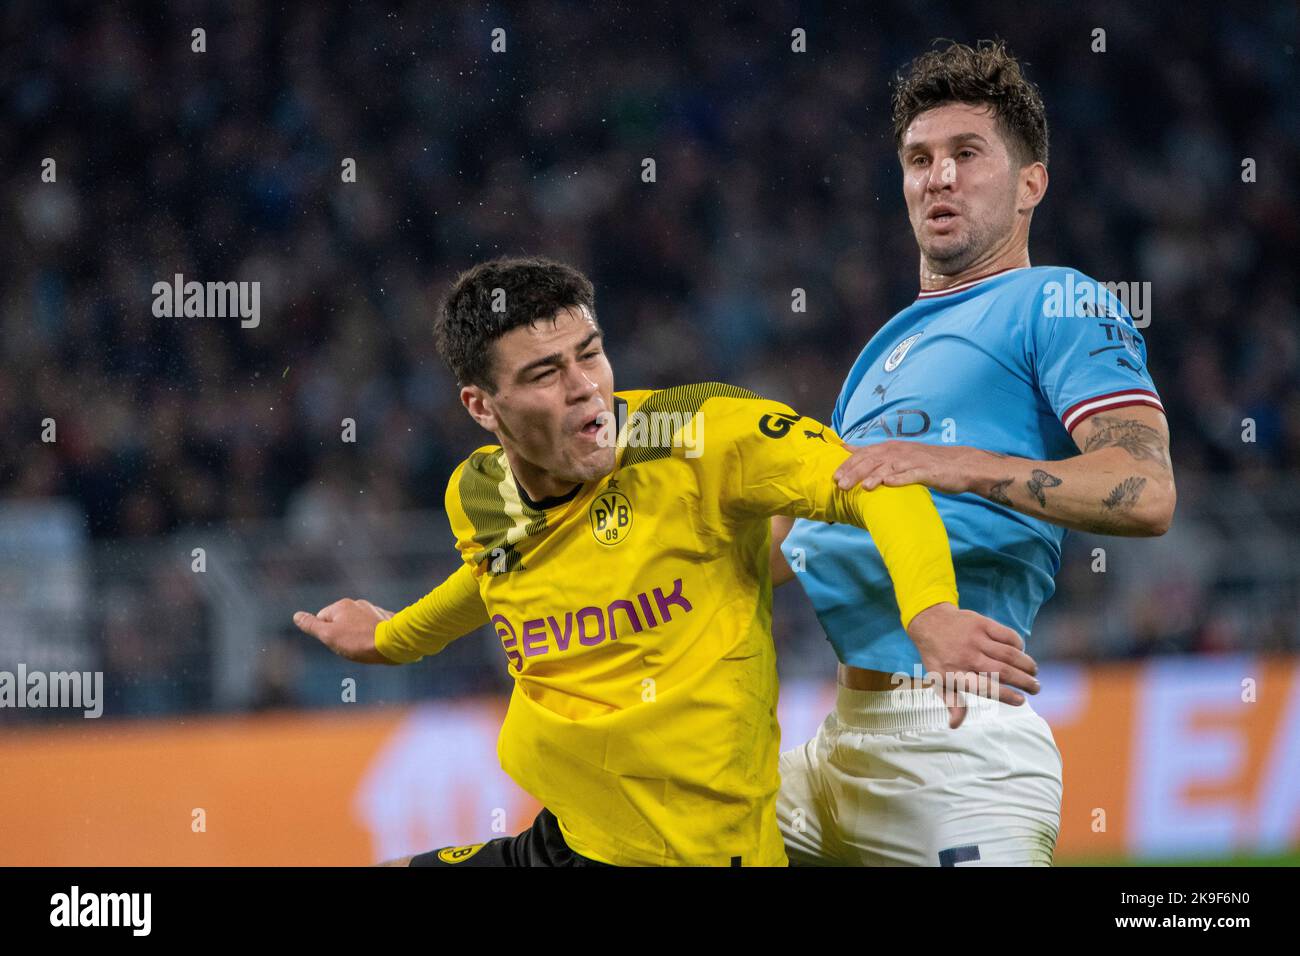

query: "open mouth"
left=577, top=410, right=608, bottom=437
left=926, top=203, right=960, bottom=223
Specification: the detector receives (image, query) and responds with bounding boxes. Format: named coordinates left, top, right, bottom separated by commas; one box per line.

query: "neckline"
left=915, top=266, right=1027, bottom=300
left=514, top=477, right=583, bottom=511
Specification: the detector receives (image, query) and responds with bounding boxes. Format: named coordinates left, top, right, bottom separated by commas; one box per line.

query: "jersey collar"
left=915, top=266, right=1027, bottom=300
left=513, top=477, right=583, bottom=511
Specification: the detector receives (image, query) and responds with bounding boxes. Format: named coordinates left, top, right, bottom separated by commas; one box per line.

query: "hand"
left=905, top=602, right=1040, bottom=728
left=293, top=599, right=397, bottom=665
left=834, top=441, right=988, bottom=495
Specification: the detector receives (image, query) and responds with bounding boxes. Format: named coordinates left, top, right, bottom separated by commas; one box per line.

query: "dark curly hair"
left=435, top=256, right=597, bottom=391
left=891, top=39, right=1049, bottom=168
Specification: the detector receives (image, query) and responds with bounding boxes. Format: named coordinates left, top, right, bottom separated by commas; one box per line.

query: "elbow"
left=1142, top=511, right=1173, bottom=537
left=1138, top=480, right=1177, bottom=537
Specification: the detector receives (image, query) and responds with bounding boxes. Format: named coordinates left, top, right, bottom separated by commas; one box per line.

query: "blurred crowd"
left=1, top=1, right=1296, bottom=712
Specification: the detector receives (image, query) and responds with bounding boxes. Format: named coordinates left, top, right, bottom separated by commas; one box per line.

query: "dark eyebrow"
left=515, top=330, right=604, bottom=378
left=902, top=132, right=990, bottom=154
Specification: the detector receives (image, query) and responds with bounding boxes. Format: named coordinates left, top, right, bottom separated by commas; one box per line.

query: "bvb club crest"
left=436, top=843, right=486, bottom=864
left=589, top=481, right=633, bottom=546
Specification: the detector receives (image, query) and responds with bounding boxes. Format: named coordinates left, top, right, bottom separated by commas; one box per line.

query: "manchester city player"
left=773, top=40, right=1177, bottom=866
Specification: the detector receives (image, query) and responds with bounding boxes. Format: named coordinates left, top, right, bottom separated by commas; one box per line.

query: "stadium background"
left=1, top=1, right=1297, bottom=865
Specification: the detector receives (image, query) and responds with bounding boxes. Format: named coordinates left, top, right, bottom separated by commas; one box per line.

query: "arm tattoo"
left=1025, top=469, right=1062, bottom=508
left=1081, top=416, right=1170, bottom=470
left=1102, top=476, right=1146, bottom=512
left=986, top=477, right=1015, bottom=506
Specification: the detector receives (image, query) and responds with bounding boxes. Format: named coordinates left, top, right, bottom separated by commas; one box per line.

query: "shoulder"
left=444, top=445, right=508, bottom=520
left=627, top=382, right=765, bottom=415
left=1016, top=265, right=1126, bottom=311
left=638, top=382, right=797, bottom=431
left=618, top=382, right=786, bottom=440
left=615, top=383, right=800, bottom=469
left=449, top=444, right=507, bottom=482
left=1017, top=264, right=1080, bottom=284
left=991, top=265, right=1080, bottom=304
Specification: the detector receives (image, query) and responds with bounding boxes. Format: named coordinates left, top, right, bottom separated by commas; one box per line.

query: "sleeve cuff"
left=1061, top=389, right=1163, bottom=433
left=373, top=618, right=422, bottom=665
left=898, top=586, right=960, bottom=632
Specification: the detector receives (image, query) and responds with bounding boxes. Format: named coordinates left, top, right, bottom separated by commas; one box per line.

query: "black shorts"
left=409, top=808, right=613, bottom=867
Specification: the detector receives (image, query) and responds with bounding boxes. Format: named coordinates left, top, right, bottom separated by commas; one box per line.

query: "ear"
left=461, top=384, right=498, bottom=432
left=1018, top=162, right=1048, bottom=214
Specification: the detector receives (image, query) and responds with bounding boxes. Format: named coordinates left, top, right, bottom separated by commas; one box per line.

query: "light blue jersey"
left=782, top=266, right=1164, bottom=672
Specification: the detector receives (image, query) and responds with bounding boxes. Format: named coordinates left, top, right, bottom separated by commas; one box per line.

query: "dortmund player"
left=293, top=257, right=1038, bottom=867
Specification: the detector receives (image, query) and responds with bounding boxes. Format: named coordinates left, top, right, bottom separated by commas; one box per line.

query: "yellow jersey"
left=376, top=383, right=957, bottom=866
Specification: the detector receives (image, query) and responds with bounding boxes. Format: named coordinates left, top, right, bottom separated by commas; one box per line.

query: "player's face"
left=899, top=102, right=1024, bottom=274
left=468, top=305, right=616, bottom=495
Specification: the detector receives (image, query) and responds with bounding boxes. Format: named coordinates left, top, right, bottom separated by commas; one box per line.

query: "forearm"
left=847, top=483, right=959, bottom=628
left=967, top=446, right=1174, bottom=536
left=375, top=562, right=491, bottom=664
left=769, top=515, right=795, bottom=587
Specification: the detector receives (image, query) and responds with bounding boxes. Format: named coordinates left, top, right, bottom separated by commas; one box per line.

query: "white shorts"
left=777, top=685, right=1063, bottom=866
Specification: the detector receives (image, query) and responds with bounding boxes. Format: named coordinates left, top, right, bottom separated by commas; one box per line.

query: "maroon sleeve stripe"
left=1061, top=389, right=1164, bottom=433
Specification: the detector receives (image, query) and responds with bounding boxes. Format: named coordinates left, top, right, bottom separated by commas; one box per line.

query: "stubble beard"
left=920, top=200, right=1020, bottom=278
left=921, top=218, right=985, bottom=276
left=560, top=442, right=617, bottom=486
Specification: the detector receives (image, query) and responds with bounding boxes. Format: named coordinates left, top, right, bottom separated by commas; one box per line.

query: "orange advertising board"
left=1, top=657, right=1297, bottom=865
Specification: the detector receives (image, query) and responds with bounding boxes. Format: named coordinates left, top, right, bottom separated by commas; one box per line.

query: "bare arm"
left=975, top=407, right=1175, bottom=535
left=834, top=405, right=1176, bottom=537
left=770, top=515, right=795, bottom=587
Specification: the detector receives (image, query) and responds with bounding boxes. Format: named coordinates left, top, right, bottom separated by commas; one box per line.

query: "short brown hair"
left=891, top=39, right=1049, bottom=168
left=435, top=256, right=597, bottom=391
